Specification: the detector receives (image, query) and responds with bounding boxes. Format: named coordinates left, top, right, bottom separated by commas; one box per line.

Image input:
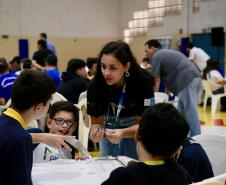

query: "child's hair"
left=66, top=58, right=86, bottom=75
left=10, top=56, right=21, bottom=65
left=0, top=58, right=8, bottom=74
left=21, top=58, right=32, bottom=69
left=138, top=103, right=189, bottom=158
left=48, top=101, right=79, bottom=123
left=11, top=70, right=56, bottom=111
left=142, top=57, right=149, bottom=63
left=45, top=54, right=58, bottom=67
left=202, top=59, right=220, bottom=79
left=86, top=57, right=98, bottom=69
left=45, top=101, right=79, bottom=135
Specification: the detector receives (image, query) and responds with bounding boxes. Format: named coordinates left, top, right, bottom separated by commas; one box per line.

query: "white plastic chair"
left=154, top=92, right=169, bottom=103
left=202, top=80, right=226, bottom=114
left=201, top=126, right=226, bottom=135
left=0, top=99, right=11, bottom=115
left=38, top=92, right=67, bottom=130
left=51, top=92, right=67, bottom=104
left=191, top=173, right=226, bottom=185
left=77, top=96, right=91, bottom=149
left=193, top=134, right=226, bottom=176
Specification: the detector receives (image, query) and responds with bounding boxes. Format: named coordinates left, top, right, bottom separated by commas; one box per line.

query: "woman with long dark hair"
left=87, top=41, right=155, bottom=159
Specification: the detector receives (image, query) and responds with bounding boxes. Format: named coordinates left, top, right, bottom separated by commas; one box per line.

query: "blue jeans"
left=177, top=77, right=202, bottom=137
left=100, top=137, right=138, bottom=159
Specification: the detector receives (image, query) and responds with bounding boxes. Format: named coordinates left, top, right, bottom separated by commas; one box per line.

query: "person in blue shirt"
left=44, top=54, right=62, bottom=89
left=0, top=58, right=17, bottom=105
left=40, top=32, right=57, bottom=55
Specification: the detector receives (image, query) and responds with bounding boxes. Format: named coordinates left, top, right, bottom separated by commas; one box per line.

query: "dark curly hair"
left=138, top=103, right=189, bottom=158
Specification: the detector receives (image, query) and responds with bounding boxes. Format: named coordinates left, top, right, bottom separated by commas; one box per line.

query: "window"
left=124, top=0, right=183, bottom=43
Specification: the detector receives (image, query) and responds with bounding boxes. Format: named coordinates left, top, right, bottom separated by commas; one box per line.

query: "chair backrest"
left=37, top=92, right=67, bottom=130
left=51, top=92, right=67, bottom=104
left=202, top=80, right=213, bottom=97
left=191, top=173, right=226, bottom=185
left=193, top=134, right=226, bottom=176
left=154, top=92, right=169, bottom=103
left=0, top=99, right=11, bottom=115
left=77, top=96, right=91, bottom=149
left=201, top=126, right=226, bottom=135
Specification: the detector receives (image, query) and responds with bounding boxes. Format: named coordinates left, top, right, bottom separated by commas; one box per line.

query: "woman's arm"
left=89, top=116, right=105, bottom=143
left=105, top=116, right=141, bottom=144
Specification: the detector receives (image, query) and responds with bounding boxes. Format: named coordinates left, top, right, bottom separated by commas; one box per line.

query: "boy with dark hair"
left=44, top=54, right=61, bottom=88
left=0, top=70, right=56, bottom=185
left=32, top=39, right=53, bottom=67
left=58, top=58, right=88, bottom=104
left=86, top=57, right=98, bottom=80
left=33, top=101, right=79, bottom=163
left=102, top=103, right=191, bottom=185
left=40, top=32, right=56, bottom=55
left=9, top=56, right=21, bottom=74
left=0, top=58, right=17, bottom=105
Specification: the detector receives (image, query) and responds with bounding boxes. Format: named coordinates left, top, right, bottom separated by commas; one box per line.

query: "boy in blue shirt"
left=0, top=58, right=17, bottom=105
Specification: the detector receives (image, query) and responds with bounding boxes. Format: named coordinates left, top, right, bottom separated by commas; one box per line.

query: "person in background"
left=88, top=41, right=155, bottom=159
left=0, top=58, right=17, bottom=105
left=58, top=58, right=88, bottom=104
left=145, top=39, right=201, bottom=137
left=202, top=59, right=226, bottom=111
left=9, top=56, right=22, bottom=75
left=102, top=103, right=191, bottom=185
left=86, top=57, right=98, bottom=81
left=32, top=39, right=53, bottom=67
left=177, top=137, right=214, bottom=183
left=40, top=32, right=57, bottom=55
left=44, top=54, right=62, bottom=89
left=21, top=58, right=32, bottom=70
left=186, top=42, right=210, bottom=73
left=33, top=101, right=79, bottom=163
left=203, top=59, right=224, bottom=94
left=140, top=57, right=151, bottom=73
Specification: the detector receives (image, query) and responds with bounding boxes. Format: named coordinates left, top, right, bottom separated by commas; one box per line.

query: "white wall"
left=0, top=0, right=120, bottom=37
left=119, top=0, right=226, bottom=38
left=190, top=0, right=226, bottom=33
left=1, top=0, right=226, bottom=39
left=119, top=0, right=148, bottom=34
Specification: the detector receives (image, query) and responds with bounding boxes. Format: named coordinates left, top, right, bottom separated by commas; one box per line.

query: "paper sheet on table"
left=32, top=157, right=135, bottom=185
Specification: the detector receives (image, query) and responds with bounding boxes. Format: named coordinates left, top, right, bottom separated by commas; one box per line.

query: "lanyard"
left=115, top=84, right=126, bottom=123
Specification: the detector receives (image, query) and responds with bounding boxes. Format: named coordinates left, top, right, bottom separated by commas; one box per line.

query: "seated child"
left=102, top=103, right=191, bottom=185
left=177, top=138, right=214, bottom=182
left=33, top=101, right=79, bottom=163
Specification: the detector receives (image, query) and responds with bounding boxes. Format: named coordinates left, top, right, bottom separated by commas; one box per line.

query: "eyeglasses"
left=52, top=117, right=75, bottom=127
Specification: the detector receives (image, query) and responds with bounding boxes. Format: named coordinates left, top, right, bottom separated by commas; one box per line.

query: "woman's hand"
left=105, top=129, right=123, bottom=144
left=89, top=124, right=104, bottom=143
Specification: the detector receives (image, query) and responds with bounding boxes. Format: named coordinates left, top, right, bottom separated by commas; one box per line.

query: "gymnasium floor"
left=198, top=105, right=226, bottom=126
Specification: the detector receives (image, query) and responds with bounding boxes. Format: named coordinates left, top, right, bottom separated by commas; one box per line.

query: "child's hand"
left=42, top=133, right=75, bottom=151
